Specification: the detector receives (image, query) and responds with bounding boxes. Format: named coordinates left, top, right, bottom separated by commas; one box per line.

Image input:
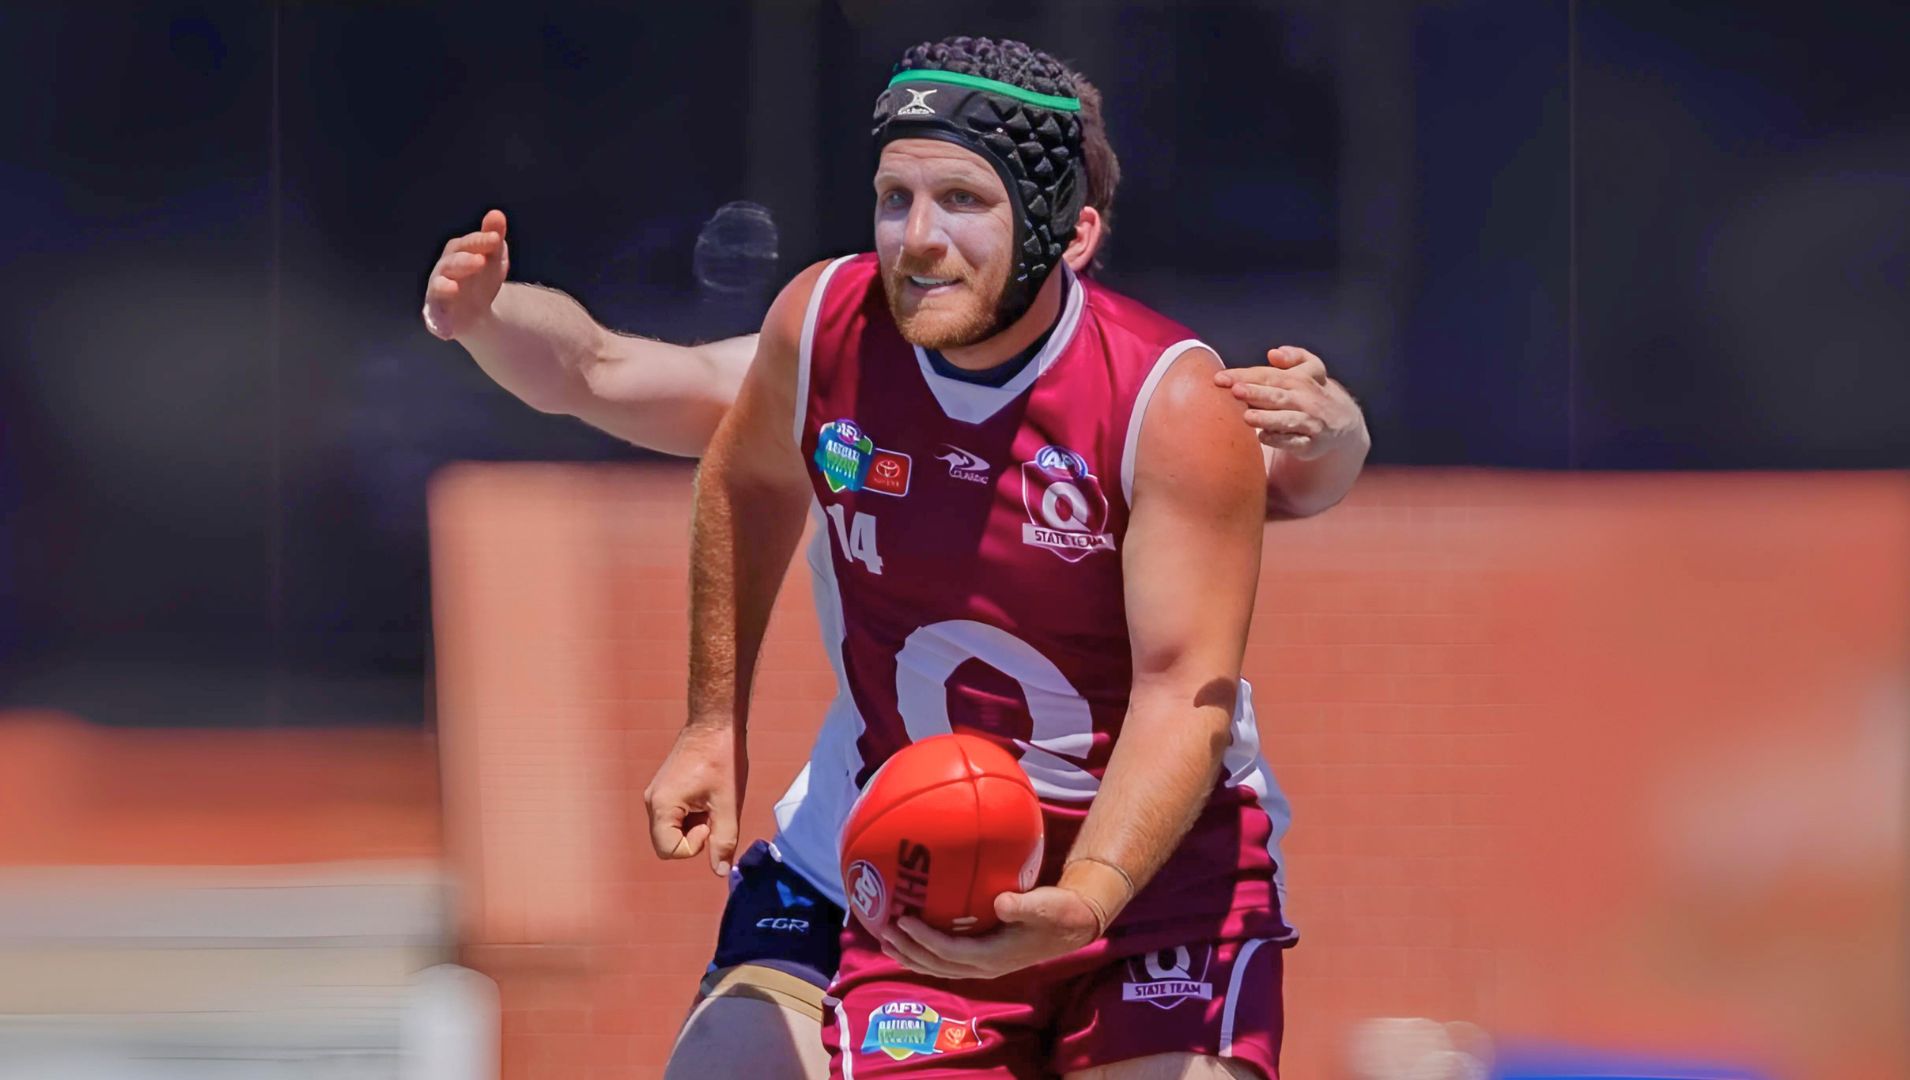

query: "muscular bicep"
left=1124, top=349, right=1265, bottom=687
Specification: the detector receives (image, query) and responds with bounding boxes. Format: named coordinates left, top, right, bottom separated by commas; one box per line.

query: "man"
left=663, top=36, right=1304, bottom=1079
left=421, top=46, right=1367, bottom=1080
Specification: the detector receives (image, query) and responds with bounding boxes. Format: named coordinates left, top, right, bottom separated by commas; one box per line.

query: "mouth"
left=902, top=273, right=960, bottom=297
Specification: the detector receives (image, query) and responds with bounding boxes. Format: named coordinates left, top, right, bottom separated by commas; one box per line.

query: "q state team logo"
left=1019, top=444, right=1115, bottom=562
left=1120, top=945, right=1215, bottom=1010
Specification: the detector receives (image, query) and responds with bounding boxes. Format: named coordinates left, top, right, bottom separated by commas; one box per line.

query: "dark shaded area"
left=0, top=1, right=1902, bottom=726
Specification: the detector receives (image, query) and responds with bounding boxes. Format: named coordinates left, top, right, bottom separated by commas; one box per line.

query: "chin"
left=897, top=314, right=991, bottom=350
left=887, top=288, right=1002, bottom=350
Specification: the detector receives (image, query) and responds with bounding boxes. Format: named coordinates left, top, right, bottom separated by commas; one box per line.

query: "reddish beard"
left=881, top=265, right=1012, bottom=350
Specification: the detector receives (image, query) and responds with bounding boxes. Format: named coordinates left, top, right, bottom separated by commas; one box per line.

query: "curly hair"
left=893, top=36, right=1121, bottom=230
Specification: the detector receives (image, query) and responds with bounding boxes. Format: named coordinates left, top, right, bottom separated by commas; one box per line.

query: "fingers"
left=1260, top=430, right=1314, bottom=455
left=1265, top=345, right=1329, bottom=383
left=707, top=805, right=739, bottom=877
left=437, top=251, right=491, bottom=281
left=1223, top=365, right=1319, bottom=394
left=482, top=208, right=508, bottom=241
left=441, top=230, right=502, bottom=258
left=1244, top=409, right=1325, bottom=439
left=1227, top=378, right=1321, bottom=414
left=644, top=784, right=707, bottom=860
left=884, top=917, right=989, bottom=980
left=648, top=809, right=704, bottom=860
left=421, top=279, right=458, bottom=340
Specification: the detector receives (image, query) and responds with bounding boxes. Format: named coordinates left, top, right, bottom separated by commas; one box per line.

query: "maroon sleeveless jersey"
left=786, top=253, right=1294, bottom=948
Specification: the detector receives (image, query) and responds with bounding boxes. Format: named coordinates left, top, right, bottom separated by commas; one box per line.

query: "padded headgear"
left=872, top=56, right=1086, bottom=327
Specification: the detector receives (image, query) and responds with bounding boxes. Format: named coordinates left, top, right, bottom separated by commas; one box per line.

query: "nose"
left=901, top=198, right=946, bottom=265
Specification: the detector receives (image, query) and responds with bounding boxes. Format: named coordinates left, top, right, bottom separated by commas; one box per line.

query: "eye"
left=879, top=189, right=910, bottom=212
left=946, top=189, right=979, bottom=208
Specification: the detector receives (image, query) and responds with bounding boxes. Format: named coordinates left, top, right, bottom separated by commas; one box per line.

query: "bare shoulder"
left=1134, top=347, right=1264, bottom=507
left=758, top=258, right=838, bottom=358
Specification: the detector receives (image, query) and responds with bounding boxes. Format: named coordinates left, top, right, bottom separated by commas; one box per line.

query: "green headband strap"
left=887, top=69, right=1081, bottom=113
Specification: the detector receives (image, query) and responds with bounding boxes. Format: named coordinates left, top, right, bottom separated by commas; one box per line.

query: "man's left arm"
left=882, top=348, right=1263, bottom=979
left=1222, top=346, right=1371, bottom=519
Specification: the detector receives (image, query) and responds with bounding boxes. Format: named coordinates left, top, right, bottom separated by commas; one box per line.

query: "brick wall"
left=428, top=463, right=1909, bottom=1080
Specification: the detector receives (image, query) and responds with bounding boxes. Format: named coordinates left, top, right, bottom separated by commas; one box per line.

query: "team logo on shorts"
left=845, top=860, right=887, bottom=925
left=1019, top=444, right=1115, bottom=561
left=859, top=1000, right=978, bottom=1060
left=815, top=419, right=910, bottom=496
left=1121, top=945, right=1214, bottom=1010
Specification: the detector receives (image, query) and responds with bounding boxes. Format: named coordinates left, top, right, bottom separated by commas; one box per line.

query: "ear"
left=1061, top=205, right=1104, bottom=273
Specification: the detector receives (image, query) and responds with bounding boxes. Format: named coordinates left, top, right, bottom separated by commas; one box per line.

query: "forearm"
left=687, top=453, right=809, bottom=730
left=1061, top=681, right=1236, bottom=918
left=1264, top=420, right=1370, bottom=519
left=454, top=282, right=604, bottom=414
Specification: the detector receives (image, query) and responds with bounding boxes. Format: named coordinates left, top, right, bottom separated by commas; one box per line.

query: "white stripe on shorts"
left=1218, top=937, right=1275, bottom=1058
left=835, top=997, right=856, bottom=1080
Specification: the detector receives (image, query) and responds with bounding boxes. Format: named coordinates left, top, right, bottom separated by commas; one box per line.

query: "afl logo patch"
left=815, top=419, right=910, bottom=497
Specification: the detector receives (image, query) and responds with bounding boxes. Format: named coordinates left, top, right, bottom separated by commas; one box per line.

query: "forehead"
left=874, top=138, right=1005, bottom=194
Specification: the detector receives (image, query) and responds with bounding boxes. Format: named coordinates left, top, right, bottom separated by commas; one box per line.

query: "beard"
left=882, top=263, right=1015, bottom=350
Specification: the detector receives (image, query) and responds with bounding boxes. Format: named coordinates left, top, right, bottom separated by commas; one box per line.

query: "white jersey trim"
left=769, top=518, right=865, bottom=910
left=1119, top=338, right=1213, bottom=505
left=911, top=264, right=1086, bottom=425
left=793, top=255, right=858, bottom=446
left=1218, top=936, right=1275, bottom=1057
left=1222, top=679, right=1299, bottom=942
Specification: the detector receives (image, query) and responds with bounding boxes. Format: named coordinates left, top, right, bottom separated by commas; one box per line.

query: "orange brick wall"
left=428, top=463, right=1908, bottom=1080
left=0, top=712, right=440, bottom=866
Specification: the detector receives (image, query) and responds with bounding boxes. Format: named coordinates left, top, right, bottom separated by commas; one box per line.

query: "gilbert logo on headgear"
left=1020, top=444, right=1116, bottom=562
left=897, top=87, right=939, bottom=116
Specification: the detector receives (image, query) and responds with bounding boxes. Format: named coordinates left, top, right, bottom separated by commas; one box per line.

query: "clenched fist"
left=421, top=208, right=510, bottom=341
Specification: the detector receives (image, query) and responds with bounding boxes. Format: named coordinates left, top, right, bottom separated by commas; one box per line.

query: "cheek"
left=873, top=213, right=904, bottom=263
left=946, top=213, right=1014, bottom=276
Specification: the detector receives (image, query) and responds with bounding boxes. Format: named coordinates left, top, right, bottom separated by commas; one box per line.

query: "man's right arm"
left=423, top=208, right=754, bottom=457
left=642, top=259, right=827, bottom=876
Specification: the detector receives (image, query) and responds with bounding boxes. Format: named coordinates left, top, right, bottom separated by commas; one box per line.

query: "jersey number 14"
left=824, top=503, right=883, bottom=575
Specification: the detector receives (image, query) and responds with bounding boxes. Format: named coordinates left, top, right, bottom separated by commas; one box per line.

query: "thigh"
left=668, top=991, right=827, bottom=1080
left=1064, top=1052, right=1261, bottom=1080
left=823, top=924, right=1048, bottom=1079
left=707, top=839, right=845, bottom=984
left=668, top=839, right=843, bottom=1078
left=1053, top=936, right=1286, bottom=1080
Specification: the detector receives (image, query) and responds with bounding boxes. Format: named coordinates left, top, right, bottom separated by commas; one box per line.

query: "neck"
left=938, top=270, right=1066, bottom=372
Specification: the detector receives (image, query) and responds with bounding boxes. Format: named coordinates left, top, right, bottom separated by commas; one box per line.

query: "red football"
left=839, top=734, right=1045, bottom=935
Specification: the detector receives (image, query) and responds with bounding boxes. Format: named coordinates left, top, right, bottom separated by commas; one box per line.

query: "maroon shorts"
left=823, top=923, right=1287, bottom=1079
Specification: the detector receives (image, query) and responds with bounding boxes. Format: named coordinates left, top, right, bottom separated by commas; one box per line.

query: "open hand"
left=877, top=887, right=1101, bottom=981
left=1215, top=345, right=1365, bottom=461
left=422, top=208, right=510, bottom=341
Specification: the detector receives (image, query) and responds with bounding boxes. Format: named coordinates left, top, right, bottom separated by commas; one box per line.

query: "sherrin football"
left=839, top=734, right=1045, bottom=935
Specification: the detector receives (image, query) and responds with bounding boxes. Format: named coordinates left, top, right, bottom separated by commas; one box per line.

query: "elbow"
left=517, top=382, right=583, bottom=416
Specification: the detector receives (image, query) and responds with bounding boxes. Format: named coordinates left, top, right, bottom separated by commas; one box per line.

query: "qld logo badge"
left=1121, top=945, right=1214, bottom=1010
left=1019, top=445, right=1115, bottom=561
